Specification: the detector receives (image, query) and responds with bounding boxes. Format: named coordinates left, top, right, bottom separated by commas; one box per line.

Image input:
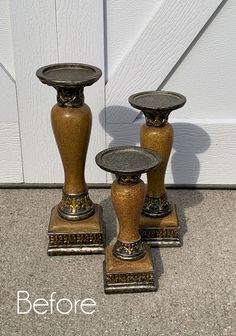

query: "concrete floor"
left=0, top=189, right=235, bottom=336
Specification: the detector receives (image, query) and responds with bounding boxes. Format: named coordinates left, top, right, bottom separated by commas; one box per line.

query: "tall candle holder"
left=129, top=91, right=186, bottom=247
left=36, top=63, right=105, bottom=255
left=96, top=146, right=161, bottom=293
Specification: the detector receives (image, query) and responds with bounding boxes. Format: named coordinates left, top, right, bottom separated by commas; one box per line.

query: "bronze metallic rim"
left=128, top=90, right=186, bottom=112
left=36, top=63, right=102, bottom=88
left=95, top=145, right=161, bottom=176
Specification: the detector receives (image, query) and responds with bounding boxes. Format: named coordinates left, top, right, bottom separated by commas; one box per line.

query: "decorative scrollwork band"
left=116, top=174, right=141, bottom=185
left=106, top=272, right=154, bottom=284
left=58, top=192, right=95, bottom=220
left=113, top=239, right=145, bottom=260
left=49, top=233, right=103, bottom=246
left=140, top=227, right=179, bottom=240
left=56, top=86, right=84, bottom=108
left=142, top=193, right=172, bottom=217
left=143, top=110, right=171, bottom=127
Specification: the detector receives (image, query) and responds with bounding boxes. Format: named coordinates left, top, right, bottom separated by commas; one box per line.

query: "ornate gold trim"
left=117, top=174, right=141, bottom=185
left=106, top=272, right=154, bottom=284
left=113, top=239, right=145, bottom=260
left=58, top=192, right=94, bottom=220
left=143, top=110, right=170, bottom=127
left=49, top=232, right=103, bottom=246
left=140, top=227, right=179, bottom=239
left=142, top=193, right=172, bottom=217
left=56, top=86, right=84, bottom=108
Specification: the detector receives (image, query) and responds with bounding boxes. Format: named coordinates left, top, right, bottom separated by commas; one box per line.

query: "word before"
left=17, top=291, right=96, bottom=315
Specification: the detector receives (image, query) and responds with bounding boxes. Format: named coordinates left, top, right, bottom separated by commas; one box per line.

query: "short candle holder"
left=36, top=63, right=105, bottom=255
left=129, top=91, right=186, bottom=247
left=96, top=146, right=161, bottom=294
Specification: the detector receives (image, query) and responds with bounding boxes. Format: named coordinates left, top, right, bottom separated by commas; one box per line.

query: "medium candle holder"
left=129, top=91, right=186, bottom=247
left=96, top=146, right=161, bottom=294
left=36, top=63, right=105, bottom=255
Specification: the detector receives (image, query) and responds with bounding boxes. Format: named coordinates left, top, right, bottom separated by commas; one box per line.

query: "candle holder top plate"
left=95, top=146, right=161, bottom=176
left=36, top=63, right=102, bottom=88
left=129, top=90, right=186, bottom=112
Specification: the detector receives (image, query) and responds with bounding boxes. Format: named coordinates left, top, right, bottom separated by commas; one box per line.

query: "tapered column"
left=52, top=103, right=90, bottom=194
left=51, top=98, right=94, bottom=221
left=112, top=176, right=145, bottom=260
left=140, top=122, right=173, bottom=217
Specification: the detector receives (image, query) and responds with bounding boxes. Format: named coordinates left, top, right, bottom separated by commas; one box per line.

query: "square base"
left=47, top=204, right=105, bottom=256
left=104, top=245, right=158, bottom=294
left=139, top=205, right=181, bottom=247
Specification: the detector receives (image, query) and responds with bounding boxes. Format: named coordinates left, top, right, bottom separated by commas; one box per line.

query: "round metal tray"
left=36, top=63, right=102, bottom=87
left=95, top=146, right=161, bottom=175
left=129, top=90, right=186, bottom=112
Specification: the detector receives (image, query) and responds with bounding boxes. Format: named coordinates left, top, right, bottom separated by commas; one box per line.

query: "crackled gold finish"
left=52, top=104, right=91, bottom=195
left=141, top=122, right=173, bottom=205
left=48, top=205, right=104, bottom=255
left=112, top=179, right=144, bottom=243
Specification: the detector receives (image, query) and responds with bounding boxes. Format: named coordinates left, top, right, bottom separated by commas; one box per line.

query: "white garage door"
left=0, top=0, right=235, bottom=186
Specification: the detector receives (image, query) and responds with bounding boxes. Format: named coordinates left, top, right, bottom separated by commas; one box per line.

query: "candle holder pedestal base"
left=140, top=205, right=181, bottom=247
left=104, top=245, right=157, bottom=294
left=47, top=204, right=105, bottom=256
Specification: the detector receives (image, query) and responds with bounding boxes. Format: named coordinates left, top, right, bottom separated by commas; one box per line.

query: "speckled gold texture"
left=140, top=123, right=173, bottom=198
left=47, top=204, right=104, bottom=255
left=112, top=180, right=144, bottom=243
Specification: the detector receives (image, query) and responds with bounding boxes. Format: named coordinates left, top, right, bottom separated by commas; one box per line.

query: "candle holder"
left=36, top=63, right=105, bottom=255
left=129, top=91, right=186, bottom=247
left=96, top=146, right=161, bottom=294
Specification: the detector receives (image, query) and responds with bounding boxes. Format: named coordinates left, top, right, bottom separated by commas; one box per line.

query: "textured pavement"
left=0, top=189, right=235, bottom=336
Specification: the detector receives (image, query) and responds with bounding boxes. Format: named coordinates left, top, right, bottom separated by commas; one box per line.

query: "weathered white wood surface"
left=0, top=122, right=23, bottom=182
left=106, top=0, right=162, bottom=81
left=10, top=0, right=105, bottom=183
left=56, top=0, right=106, bottom=182
left=0, top=0, right=15, bottom=76
left=0, top=1, right=22, bottom=182
left=106, top=120, right=236, bottom=185
left=10, top=0, right=58, bottom=184
left=163, top=0, right=236, bottom=120
left=0, top=64, right=18, bottom=122
left=106, top=0, right=224, bottom=123
left=118, top=0, right=236, bottom=124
